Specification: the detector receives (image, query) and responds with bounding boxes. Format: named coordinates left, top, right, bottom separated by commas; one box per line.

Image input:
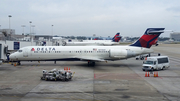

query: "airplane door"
left=23, top=48, right=28, bottom=57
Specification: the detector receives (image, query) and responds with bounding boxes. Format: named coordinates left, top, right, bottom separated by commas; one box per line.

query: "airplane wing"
left=73, top=56, right=106, bottom=62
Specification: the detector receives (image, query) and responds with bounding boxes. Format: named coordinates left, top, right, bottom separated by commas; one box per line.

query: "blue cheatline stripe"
left=147, top=35, right=160, bottom=48
left=14, top=58, right=81, bottom=61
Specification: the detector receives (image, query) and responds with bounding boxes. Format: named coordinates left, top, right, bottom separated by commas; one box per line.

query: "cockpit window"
left=18, top=50, right=22, bottom=52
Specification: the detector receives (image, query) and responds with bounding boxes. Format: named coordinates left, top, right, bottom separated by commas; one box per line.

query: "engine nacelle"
left=109, top=49, right=127, bottom=58
left=126, top=49, right=136, bottom=58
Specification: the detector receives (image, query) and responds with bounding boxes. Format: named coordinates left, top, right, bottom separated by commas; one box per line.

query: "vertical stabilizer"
left=130, top=28, right=165, bottom=48
left=112, top=33, right=121, bottom=42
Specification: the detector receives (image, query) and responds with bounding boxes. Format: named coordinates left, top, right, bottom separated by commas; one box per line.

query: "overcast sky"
left=0, top=0, right=180, bottom=37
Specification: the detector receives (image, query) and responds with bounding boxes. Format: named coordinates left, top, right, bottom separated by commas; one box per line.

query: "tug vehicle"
left=41, top=68, right=74, bottom=81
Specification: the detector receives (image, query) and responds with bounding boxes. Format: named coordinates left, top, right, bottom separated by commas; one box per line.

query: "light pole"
left=31, top=25, right=35, bottom=35
left=29, top=21, right=32, bottom=45
left=8, top=15, right=12, bottom=30
left=29, top=21, right=32, bottom=35
left=52, top=25, right=54, bottom=45
left=21, top=25, right=26, bottom=35
left=52, top=25, right=54, bottom=36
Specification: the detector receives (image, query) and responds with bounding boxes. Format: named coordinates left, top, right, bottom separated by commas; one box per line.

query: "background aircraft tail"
left=112, top=33, right=121, bottom=42
left=130, top=28, right=165, bottom=48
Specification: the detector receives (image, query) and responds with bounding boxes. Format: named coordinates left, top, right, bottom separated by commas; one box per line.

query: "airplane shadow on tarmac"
left=10, top=61, right=141, bottom=71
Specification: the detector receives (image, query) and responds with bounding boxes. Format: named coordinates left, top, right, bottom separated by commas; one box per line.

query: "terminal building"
left=0, top=29, right=57, bottom=61
left=170, top=32, right=180, bottom=41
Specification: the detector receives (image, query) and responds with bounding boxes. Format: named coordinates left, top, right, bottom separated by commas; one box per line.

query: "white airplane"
left=62, top=33, right=121, bottom=46
left=9, top=28, right=165, bottom=66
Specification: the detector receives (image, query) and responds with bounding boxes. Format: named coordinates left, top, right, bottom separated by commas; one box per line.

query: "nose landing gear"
left=11, top=61, right=21, bottom=66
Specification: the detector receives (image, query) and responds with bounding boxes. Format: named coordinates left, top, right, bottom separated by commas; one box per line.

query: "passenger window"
left=18, top=50, right=22, bottom=52
left=154, top=61, right=156, bottom=65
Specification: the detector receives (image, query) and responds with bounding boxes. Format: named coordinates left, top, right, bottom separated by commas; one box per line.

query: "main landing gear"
left=88, top=61, right=95, bottom=66
left=17, top=61, right=21, bottom=65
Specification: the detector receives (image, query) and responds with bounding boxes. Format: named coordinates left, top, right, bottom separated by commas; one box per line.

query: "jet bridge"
left=0, top=43, right=8, bottom=62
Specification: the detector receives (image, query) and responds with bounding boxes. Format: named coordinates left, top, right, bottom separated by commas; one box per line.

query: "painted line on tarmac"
left=94, top=74, right=107, bottom=79
left=29, top=67, right=34, bottom=70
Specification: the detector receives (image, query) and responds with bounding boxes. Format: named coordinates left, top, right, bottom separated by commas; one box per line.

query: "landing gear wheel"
left=92, top=62, right=95, bottom=66
left=88, top=61, right=95, bottom=66
left=45, top=78, right=48, bottom=81
left=161, top=67, right=165, bottom=70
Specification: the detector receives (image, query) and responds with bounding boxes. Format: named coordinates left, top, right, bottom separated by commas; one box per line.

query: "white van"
left=142, top=56, right=170, bottom=71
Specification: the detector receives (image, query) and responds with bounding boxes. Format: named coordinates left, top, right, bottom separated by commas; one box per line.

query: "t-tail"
left=112, top=32, right=121, bottom=42
left=130, top=28, right=165, bottom=48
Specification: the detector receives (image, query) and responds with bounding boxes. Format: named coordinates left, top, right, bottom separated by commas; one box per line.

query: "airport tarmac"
left=0, top=44, right=180, bottom=101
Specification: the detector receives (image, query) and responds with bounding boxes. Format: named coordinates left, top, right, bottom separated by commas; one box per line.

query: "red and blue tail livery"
left=112, top=32, right=121, bottom=42
left=130, top=28, right=165, bottom=48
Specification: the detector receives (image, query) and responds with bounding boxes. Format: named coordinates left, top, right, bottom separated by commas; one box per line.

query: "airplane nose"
left=9, top=54, right=13, bottom=60
left=9, top=53, right=15, bottom=60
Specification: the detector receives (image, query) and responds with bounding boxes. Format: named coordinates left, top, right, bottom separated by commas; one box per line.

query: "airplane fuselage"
left=10, top=45, right=153, bottom=61
left=64, top=41, right=119, bottom=46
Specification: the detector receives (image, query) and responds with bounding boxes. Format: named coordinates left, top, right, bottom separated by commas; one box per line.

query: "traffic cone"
left=154, top=72, right=156, bottom=77
left=156, top=72, right=158, bottom=77
left=148, top=72, right=150, bottom=77
left=145, top=71, right=147, bottom=77
left=64, top=67, right=67, bottom=71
